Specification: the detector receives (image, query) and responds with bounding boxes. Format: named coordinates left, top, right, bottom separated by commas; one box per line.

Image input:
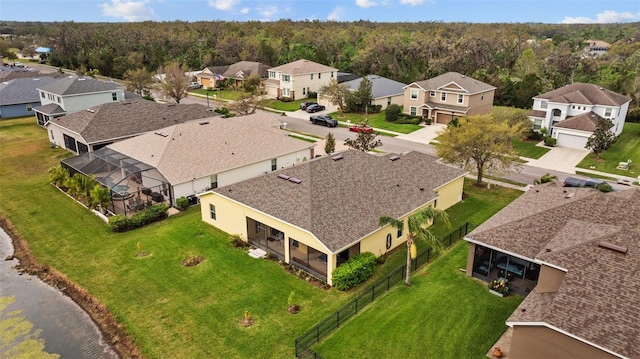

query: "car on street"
left=310, top=114, right=337, bottom=127
left=562, top=177, right=606, bottom=188
left=305, top=104, right=325, bottom=113
left=349, top=124, right=374, bottom=133
left=300, top=101, right=316, bottom=110
left=187, top=82, right=202, bottom=90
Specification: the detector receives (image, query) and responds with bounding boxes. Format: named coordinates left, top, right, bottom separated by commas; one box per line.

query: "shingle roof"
left=421, top=101, right=469, bottom=113
left=33, top=102, right=65, bottom=115
left=0, top=67, right=55, bottom=81
left=108, top=112, right=313, bottom=185
left=342, top=75, right=407, bottom=99
left=204, top=61, right=270, bottom=79
left=553, top=112, right=608, bottom=132
left=48, top=99, right=217, bottom=144
left=268, top=59, right=337, bottom=75
left=533, top=83, right=631, bottom=107
left=469, top=184, right=640, bottom=358
left=38, top=75, right=124, bottom=95
left=0, top=76, right=60, bottom=106
left=411, top=72, right=496, bottom=95
left=214, top=150, right=466, bottom=253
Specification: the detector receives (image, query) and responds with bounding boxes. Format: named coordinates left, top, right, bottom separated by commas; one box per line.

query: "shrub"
left=424, top=117, right=432, bottom=125
left=369, top=104, right=382, bottom=113
left=331, top=252, right=376, bottom=291
left=229, top=234, right=248, bottom=248
left=526, top=128, right=544, bottom=141
left=109, top=204, right=169, bottom=232
left=176, top=196, right=189, bottom=210
left=385, top=104, right=402, bottom=122
left=626, top=107, right=640, bottom=123
left=307, top=91, right=317, bottom=99
left=544, top=136, right=557, bottom=147
left=596, top=182, right=614, bottom=193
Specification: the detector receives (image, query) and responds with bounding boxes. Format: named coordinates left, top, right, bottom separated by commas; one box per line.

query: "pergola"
left=61, top=147, right=171, bottom=216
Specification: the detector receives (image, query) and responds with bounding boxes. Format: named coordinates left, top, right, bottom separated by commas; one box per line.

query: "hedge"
left=331, top=252, right=376, bottom=291
left=109, top=204, right=170, bottom=232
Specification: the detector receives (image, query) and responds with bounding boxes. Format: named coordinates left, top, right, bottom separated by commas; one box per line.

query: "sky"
left=1, top=0, right=639, bottom=24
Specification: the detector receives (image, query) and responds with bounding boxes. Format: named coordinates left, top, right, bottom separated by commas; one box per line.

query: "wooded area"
left=1, top=20, right=639, bottom=109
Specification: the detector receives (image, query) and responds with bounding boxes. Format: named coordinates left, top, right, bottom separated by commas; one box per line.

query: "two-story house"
left=402, top=72, right=495, bottom=124
left=528, top=83, right=631, bottom=149
left=33, top=76, right=126, bottom=127
left=264, top=59, right=338, bottom=101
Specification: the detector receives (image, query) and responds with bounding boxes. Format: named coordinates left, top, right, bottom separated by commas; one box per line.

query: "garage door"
left=435, top=112, right=453, bottom=124
left=556, top=133, right=588, bottom=149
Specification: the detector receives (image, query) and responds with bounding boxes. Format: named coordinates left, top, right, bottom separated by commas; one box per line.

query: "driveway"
left=525, top=146, right=590, bottom=173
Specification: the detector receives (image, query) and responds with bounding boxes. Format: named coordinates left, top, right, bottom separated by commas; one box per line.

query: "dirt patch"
left=182, top=255, right=204, bottom=267
left=287, top=305, right=300, bottom=314
left=0, top=214, right=141, bottom=359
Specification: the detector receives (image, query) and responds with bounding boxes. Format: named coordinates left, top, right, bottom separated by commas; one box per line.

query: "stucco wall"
left=534, top=265, right=566, bottom=293
left=466, top=91, right=494, bottom=116
left=403, top=84, right=426, bottom=114
left=509, top=325, right=618, bottom=359
left=434, top=176, right=465, bottom=210
left=0, top=102, right=37, bottom=118
left=61, top=90, right=124, bottom=113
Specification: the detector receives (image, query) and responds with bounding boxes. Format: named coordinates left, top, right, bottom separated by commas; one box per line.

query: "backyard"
left=0, top=116, right=523, bottom=358
left=577, top=122, right=640, bottom=177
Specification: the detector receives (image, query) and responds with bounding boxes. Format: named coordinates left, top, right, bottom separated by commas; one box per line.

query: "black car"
left=310, top=114, right=337, bottom=127
left=300, top=101, right=316, bottom=110
left=562, top=177, right=605, bottom=188
left=306, top=104, right=325, bottom=113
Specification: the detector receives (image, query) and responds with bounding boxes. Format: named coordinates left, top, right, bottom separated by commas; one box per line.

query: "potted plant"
left=488, top=279, right=509, bottom=297
left=493, top=347, right=503, bottom=358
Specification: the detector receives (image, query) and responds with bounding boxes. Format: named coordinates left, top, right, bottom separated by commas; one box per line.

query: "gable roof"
left=553, top=111, right=608, bottom=132
left=48, top=99, right=217, bottom=144
left=468, top=184, right=640, bottom=358
left=409, top=72, right=495, bottom=95
left=342, top=75, right=407, bottom=99
left=533, top=83, right=631, bottom=107
left=268, top=59, right=337, bottom=75
left=108, top=112, right=313, bottom=185
left=0, top=76, right=60, bottom=106
left=204, top=61, right=270, bottom=80
left=212, top=150, right=466, bottom=253
left=33, top=102, right=65, bottom=115
left=38, top=75, right=124, bottom=95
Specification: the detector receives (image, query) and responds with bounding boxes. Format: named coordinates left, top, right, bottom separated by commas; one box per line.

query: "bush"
left=331, top=252, right=376, bottom=291
left=369, top=104, right=382, bottom=113
left=109, top=204, right=169, bottom=232
left=229, top=234, right=248, bottom=248
left=526, top=128, right=544, bottom=141
left=544, top=136, right=557, bottom=147
left=176, top=196, right=189, bottom=210
left=307, top=91, right=317, bottom=99
left=424, top=117, right=432, bottom=125
left=626, top=107, right=640, bottom=123
left=385, top=104, right=402, bottom=122
left=394, top=116, right=420, bottom=125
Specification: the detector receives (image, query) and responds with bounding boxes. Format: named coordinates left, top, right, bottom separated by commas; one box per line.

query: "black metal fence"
left=294, top=222, right=470, bottom=358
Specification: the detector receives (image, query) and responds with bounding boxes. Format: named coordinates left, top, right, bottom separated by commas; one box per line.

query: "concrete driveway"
left=525, top=146, right=590, bottom=173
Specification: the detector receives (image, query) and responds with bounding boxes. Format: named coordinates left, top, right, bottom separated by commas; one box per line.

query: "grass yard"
left=511, top=138, right=550, bottom=159
left=191, top=88, right=250, bottom=101
left=313, top=241, right=523, bottom=359
left=330, top=112, right=423, bottom=134
left=263, top=98, right=308, bottom=111
left=576, top=122, right=640, bottom=177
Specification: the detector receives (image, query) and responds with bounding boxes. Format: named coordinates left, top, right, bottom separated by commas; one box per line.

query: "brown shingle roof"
left=533, top=83, right=631, bottom=107
left=411, top=72, right=495, bottom=95
left=205, top=61, right=270, bottom=80
left=213, top=150, right=466, bottom=252
left=553, top=112, right=609, bottom=132
left=470, top=184, right=640, bottom=358
left=268, top=59, right=337, bottom=75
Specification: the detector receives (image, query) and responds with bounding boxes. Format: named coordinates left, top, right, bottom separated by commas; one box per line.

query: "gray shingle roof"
left=411, top=72, right=496, bottom=95
left=268, top=59, right=337, bottom=75
left=38, top=75, right=123, bottom=95
left=204, top=61, right=270, bottom=79
left=108, top=112, right=314, bottom=185
left=533, top=83, right=631, bottom=106
left=342, top=75, right=407, bottom=99
left=48, top=99, right=217, bottom=144
left=33, top=102, right=65, bottom=115
left=214, top=150, right=466, bottom=253
left=468, top=184, right=640, bottom=358
left=0, top=76, right=60, bottom=106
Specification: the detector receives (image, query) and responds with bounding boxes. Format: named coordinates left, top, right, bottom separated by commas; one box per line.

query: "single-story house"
left=465, top=184, right=640, bottom=358
left=529, top=83, right=631, bottom=149
left=196, top=61, right=270, bottom=89
left=47, top=99, right=218, bottom=154
left=0, top=76, right=60, bottom=118
left=327, top=74, right=406, bottom=110
left=61, top=112, right=314, bottom=215
left=199, top=150, right=466, bottom=285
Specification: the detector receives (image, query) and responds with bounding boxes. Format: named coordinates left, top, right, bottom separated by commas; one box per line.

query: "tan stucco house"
left=199, top=150, right=466, bottom=285
left=196, top=61, right=270, bottom=89
left=264, top=59, right=338, bottom=100
left=465, top=184, right=640, bottom=359
left=402, top=72, right=495, bottom=124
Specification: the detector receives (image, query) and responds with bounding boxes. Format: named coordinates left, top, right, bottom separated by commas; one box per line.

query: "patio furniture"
left=496, top=262, right=523, bottom=277
left=617, top=159, right=631, bottom=170
left=150, top=192, right=163, bottom=203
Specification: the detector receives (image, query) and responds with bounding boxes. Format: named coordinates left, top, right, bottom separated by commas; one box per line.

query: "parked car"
left=187, top=82, right=202, bottom=90
left=310, top=114, right=337, bottom=127
left=562, top=177, right=605, bottom=188
left=305, top=104, right=325, bottom=113
left=349, top=124, right=374, bottom=133
left=300, top=101, right=316, bottom=110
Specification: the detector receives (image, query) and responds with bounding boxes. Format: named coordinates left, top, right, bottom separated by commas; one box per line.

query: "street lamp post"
left=206, top=90, right=210, bottom=108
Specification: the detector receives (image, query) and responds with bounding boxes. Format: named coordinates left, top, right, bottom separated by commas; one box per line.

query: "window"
left=209, top=204, right=216, bottom=220
left=552, top=109, right=561, bottom=117
left=481, top=93, right=484, bottom=101
left=291, top=239, right=299, bottom=248
left=271, top=158, right=277, bottom=171
left=458, top=94, right=464, bottom=104
left=541, top=101, right=548, bottom=109
left=57, top=96, right=61, bottom=103
left=397, top=222, right=403, bottom=238
left=318, top=73, right=321, bottom=79
left=63, top=134, right=77, bottom=153
left=410, top=106, right=417, bottom=116
left=604, top=108, right=612, bottom=117
left=571, top=105, right=575, bottom=110
left=282, top=74, right=290, bottom=82
left=210, top=174, right=218, bottom=189
left=441, top=92, right=447, bottom=102
left=26, top=103, right=33, bottom=111
left=41, top=92, right=45, bottom=98
left=283, top=88, right=290, bottom=97
left=302, top=87, right=306, bottom=95
left=310, top=74, right=313, bottom=80
left=430, top=90, right=435, bottom=97
left=112, top=92, right=117, bottom=101
left=533, top=119, right=543, bottom=130
left=77, top=142, right=88, bottom=154
left=387, top=97, right=392, bottom=105
left=331, top=71, right=334, bottom=78
left=50, top=130, right=54, bottom=141
left=410, top=89, right=418, bottom=99
left=386, top=234, right=392, bottom=250
left=269, top=71, right=276, bottom=78
left=307, top=87, right=310, bottom=94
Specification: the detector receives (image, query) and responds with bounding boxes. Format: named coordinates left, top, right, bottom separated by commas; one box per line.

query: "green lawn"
left=331, top=112, right=423, bottom=134
left=263, top=98, right=308, bottom=111
left=511, top=138, right=550, bottom=159
left=191, top=88, right=250, bottom=101
left=314, top=241, right=523, bottom=358
left=577, top=122, right=640, bottom=177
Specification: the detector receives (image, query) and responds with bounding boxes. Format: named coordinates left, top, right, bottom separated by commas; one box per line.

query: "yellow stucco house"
left=199, top=150, right=466, bottom=285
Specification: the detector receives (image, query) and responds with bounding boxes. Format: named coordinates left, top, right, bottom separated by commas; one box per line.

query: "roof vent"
left=565, top=192, right=575, bottom=199
left=278, top=174, right=290, bottom=180
left=288, top=177, right=302, bottom=184
left=122, top=101, right=131, bottom=105
left=598, top=241, right=628, bottom=254
left=78, top=78, right=86, bottom=81
left=390, top=155, right=400, bottom=161
left=86, top=109, right=95, bottom=113
left=332, top=154, right=344, bottom=161
left=154, top=132, right=168, bottom=137
left=199, top=121, right=209, bottom=125
left=167, top=103, right=176, bottom=107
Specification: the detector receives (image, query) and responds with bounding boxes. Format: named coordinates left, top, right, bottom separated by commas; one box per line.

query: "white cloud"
left=356, top=0, right=378, bottom=9
left=258, top=5, right=278, bottom=19
left=100, top=0, right=155, bottom=22
left=400, top=0, right=426, bottom=5
left=562, top=10, right=640, bottom=24
left=240, top=7, right=249, bottom=14
left=208, top=0, right=239, bottom=11
left=328, top=6, right=346, bottom=21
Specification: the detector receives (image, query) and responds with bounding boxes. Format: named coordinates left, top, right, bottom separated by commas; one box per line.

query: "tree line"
left=1, top=20, right=639, bottom=109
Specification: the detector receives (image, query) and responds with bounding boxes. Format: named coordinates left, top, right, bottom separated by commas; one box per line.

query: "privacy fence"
left=294, top=222, right=471, bottom=358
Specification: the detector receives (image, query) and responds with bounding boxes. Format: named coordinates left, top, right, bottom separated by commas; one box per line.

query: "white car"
left=187, top=82, right=202, bottom=90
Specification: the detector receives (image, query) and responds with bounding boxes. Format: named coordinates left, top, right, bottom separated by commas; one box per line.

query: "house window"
left=63, top=134, right=77, bottom=153
left=291, top=239, right=299, bottom=248
left=533, top=119, right=543, bottom=130
left=441, top=92, right=447, bottom=102
left=210, top=174, right=218, bottom=189
left=209, top=204, right=216, bottom=220
left=552, top=109, right=561, bottom=117
left=458, top=94, right=464, bottom=104
left=50, top=130, right=54, bottom=140
left=481, top=93, right=484, bottom=100
left=112, top=92, right=117, bottom=101
left=571, top=105, right=575, bottom=110
left=604, top=108, right=612, bottom=117
left=271, top=158, right=277, bottom=171
left=397, top=222, right=403, bottom=239
left=307, top=87, right=310, bottom=94
left=386, top=234, right=392, bottom=250
left=387, top=97, right=392, bottom=105
left=269, top=71, right=276, bottom=78
left=283, top=88, right=290, bottom=97
left=57, top=96, right=61, bottom=103
left=303, top=87, right=306, bottom=95
left=26, top=103, right=33, bottom=112
left=77, top=142, right=88, bottom=154
left=282, top=74, right=290, bottom=83
left=318, top=73, right=321, bottom=79
left=410, top=106, right=417, bottom=116
left=310, top=74, right=313, bottom=80
left=41, top=92, right=45, bottom=98
left=410, top=89, right=418, bottom=99
left=331, top=71, right=334, bottom=78
left=541, top=101, right=548, bottom=109
left=430, top=90, right=435, bottom=97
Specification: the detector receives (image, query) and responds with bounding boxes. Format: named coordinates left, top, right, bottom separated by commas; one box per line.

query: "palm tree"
left=533, top=173, right=557, bottom=185
left=89, top=184, right=112, bottom=214
left=379, top=207, right=449, bottom=286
